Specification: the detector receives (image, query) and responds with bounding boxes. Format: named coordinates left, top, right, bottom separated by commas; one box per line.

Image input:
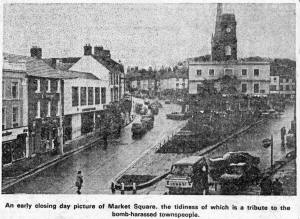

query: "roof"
left=60, top=70, right=99, bottom=80
left=188, top=60, right=270, bottom=65
left=174, top=156, right=205, bottom=165
left=3, top=53, right=70, bottom=79
left=92, top=55, right=124, bottom=73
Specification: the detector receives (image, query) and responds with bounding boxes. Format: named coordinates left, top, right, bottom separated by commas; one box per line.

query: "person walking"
left=281, top=126, right=286, bottom=146
left=75, top=171, right=83, bottom=194
left=272, top=178, right=283, bottom=195
left=259, top=176, right=272, bottom=195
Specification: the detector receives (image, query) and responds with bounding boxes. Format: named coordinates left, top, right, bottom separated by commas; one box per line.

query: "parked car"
left=141, top=114, right=154, bottom=122
left=166, top=156, right=209, bottom=195
left=131, top=122, right=147, bottom=137
left=219, top=162, right=261, bottom=195
left=141, top=117, right=154, bottom=130
left=166, top=112, right=188, bottom=120
left=208, top=151, right=260, bottom=180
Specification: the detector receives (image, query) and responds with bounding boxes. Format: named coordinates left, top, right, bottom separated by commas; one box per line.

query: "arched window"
left=225, top=46, right=231, bottom=56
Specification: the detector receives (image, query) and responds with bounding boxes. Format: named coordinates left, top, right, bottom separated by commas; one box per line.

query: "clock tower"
left=211, top=3, right=237, bottom=61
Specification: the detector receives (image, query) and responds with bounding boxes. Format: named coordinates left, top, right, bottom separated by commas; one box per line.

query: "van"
left=165, top=156, right=209, bottom=195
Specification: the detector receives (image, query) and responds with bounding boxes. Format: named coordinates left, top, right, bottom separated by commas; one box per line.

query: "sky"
left=3, top=3, right=296, bottom=69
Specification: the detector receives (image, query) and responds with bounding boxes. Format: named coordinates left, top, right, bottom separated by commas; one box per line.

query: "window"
left=292, top=85, right=296, bottom=90
left=111, top=88, right=114, bottom=102
left=286, top=85, right=290, bottom=91
left=279, top=85, right=283, bottom=91
left=279, top=78, right=284, bottom=83
left=254, top=69, right=259, bottom=77
left=2, top=107, right=6, bottom=129
left=242, top=69, right=247, bottom=76
left=260, top=90, right=265, bottom=94
left=197, top=84, right=202, bottom=94
left=47, top=101, right=51, bottom=117
left=36, top=101, right=40, bottom=118
left=34, top=79, right=40, bottom=93
left=254, top=83, right=259, bottom=93
left=182, top=83, right=185, bottom=88
left=224, top=69, right=233, bottom=75
left=46, top=80, right=51, bottom=93
left=197, top=70, right=202, bottom=76
left=241, top=84, right=247, bottom=93
left=273, top=77, right=277, bottom=82
left=80, top=87, right=87, bottom=106
left=57, top=80, right=60, bottom=93
left=88, top=87, right=94, bottom=105
left=101, top=87, right=106, bottom=104
left=72, top=87, right=79, bottom=106
left=282, top=78, right=286, bottom=83
left=270, top=85, right=277, bottom=91
left=95, top=87, right=100, bottom=105
left=12, top=106, right=19, bottom=128
left=176, top=83, right=179, bottom=89
left=11, top=82, right=18, bottom=99
left=209, top=69, right=214, bottom=76
left=225, top=46, right=231, bottom=56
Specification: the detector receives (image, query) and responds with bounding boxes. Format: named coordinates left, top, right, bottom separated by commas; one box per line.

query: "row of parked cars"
left=165, top=151, right=261, bottom=195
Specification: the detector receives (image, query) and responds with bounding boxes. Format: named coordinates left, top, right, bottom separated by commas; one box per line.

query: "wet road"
left=4, top=101, right=186, bottom=194
left=141, top=105, right=296, bottom=194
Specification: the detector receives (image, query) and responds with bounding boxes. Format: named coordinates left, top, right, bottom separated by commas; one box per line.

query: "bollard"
left=111, top=182, right=116, bottom=194
left=132, top=182, right=137, bottom=194
left=121, top=182, right=125, bottom=195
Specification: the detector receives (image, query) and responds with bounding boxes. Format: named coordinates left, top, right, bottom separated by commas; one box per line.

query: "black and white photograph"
left=1, top=0, right=297, bottom=201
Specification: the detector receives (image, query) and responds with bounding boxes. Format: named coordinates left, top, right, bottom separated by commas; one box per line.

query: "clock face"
left=226, top=27, right=231, bottom=33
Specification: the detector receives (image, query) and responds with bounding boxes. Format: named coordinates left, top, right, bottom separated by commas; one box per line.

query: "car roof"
left=174, top=156, right=205, bottom=165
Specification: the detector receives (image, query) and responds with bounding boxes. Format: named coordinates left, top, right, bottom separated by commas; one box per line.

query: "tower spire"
left=214, top=3, right=223, bottom=39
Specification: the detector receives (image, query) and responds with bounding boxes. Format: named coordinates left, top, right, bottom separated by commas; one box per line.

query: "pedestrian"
left=75, top=171, right=83, bottom=194
left=272, top=178, right=283, bottom=195
left=281, top=126, right=286, bottom=146
left=259, top=176, right=272, bottom=195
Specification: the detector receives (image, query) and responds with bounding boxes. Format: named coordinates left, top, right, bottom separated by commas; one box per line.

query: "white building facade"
left=189, top=61, right=270, bottom=96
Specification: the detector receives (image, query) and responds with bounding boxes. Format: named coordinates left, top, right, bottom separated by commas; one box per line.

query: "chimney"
left=94, top=46, right=104, bottom=56
left=84, top=44, right=92, bottom=56
left=30, top=46, right=42, bottom=59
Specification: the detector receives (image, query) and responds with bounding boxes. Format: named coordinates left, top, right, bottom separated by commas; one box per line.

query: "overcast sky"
left=3, top=3, right=296, bottom=68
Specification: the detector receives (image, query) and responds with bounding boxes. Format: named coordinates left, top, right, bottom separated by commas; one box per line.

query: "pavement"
left=2, top=102, right=186, bottom=194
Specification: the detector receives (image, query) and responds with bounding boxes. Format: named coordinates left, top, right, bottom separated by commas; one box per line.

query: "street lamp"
left=262, top=135, right=273, bottom=170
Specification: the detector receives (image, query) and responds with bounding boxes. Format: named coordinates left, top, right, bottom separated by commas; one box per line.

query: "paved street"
left=135, top=105, right=295, bottom=195
left=3, top=102, right=186, bottom=194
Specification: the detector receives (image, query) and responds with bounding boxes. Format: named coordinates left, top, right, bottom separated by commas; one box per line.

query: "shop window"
left=241, top=84, right=247, bottom=93
left=12, top=106, right=19, bottom=128
left=209, top=69, right=215, bottom=76
left=254, top=83, right=259, bottom=93
left=197, top=70, right=202, bottom=76
left=270, top=85, right=277, bottom=91
left=286, top=85, right=290, bottom=91
left=254, top=69, right=259, bottom=77
left=2, top=107, right=6, bottom=129
left=88, top=87, right=94, bottom=105
left=11, top=82, right=19, bottom=99
left=95, top=87, right=100, bottom=105
left=80, top=87, right=87, bottom=106
left=72, top=87, right=79, bottom=106
left=111, top=88, right=114, bottom=102
left=101, top=87, right=106, bottom=104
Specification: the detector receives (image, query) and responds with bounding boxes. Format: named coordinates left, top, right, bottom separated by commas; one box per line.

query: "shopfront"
left=81, top=111, right=94, bottom=134
left=2, top=127, right=28, bottom=165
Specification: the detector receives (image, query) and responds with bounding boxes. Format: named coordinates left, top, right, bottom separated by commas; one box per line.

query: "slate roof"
left=3, top=53, right=71, bottom=79
left=92, top=55, right=124, bottom=73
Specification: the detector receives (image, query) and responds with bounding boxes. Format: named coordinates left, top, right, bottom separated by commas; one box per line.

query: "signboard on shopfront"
left=2, top=127, right=28, bottom=142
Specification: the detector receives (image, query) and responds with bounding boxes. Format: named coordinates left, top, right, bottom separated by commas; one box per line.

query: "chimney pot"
left=84, top=44, right=92, bottom=56
left=30, top=46, right=42, bottom=59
